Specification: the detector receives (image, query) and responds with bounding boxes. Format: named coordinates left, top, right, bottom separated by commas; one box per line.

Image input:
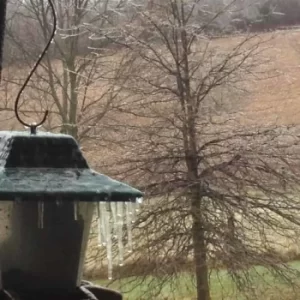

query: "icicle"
left=111, top=202, right=117, bottom=224
left=135, top=197, right=143, bottom=212
left=126, top=202, right=133, bottom=253
left=134, top=203, right=140, bottom=213
left=56, top=198, right=62, bottom=207
left=110, top=202, right=117, bottom=238
left=106, top=205, right=113, bottom=280
left=117, top=202, right=123, bottom=217
left=99, top=203, right=107, bottom=247
left=38, top=201, right=44, bottom=229
left=73, top=201, right=78, bottom=221
left=117, top=202, right=124, bottom=266
left=97, top=203, right=102, bottom=246
left=131, top=202, right=137, bottom=223
left=136, top=197, right=143, bottom=204
left=15, top=197, right=21, bottom=204
left=131, top=197, right=143, bottom=219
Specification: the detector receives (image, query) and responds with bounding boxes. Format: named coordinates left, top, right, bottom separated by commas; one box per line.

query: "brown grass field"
left=86, top=29, right=300, bottom=299
left=243, top=29, right=300, bottom=125
left=1, top=29, right=300, bottom=129
left=3, top=29, right=300, bottom=299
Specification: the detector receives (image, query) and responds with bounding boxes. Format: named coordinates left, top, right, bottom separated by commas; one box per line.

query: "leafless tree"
left=84, top=1, right=300, bottom=299
left=1, top=0, right=130, bottom=142
left=3, top=0, right=300, bottom=299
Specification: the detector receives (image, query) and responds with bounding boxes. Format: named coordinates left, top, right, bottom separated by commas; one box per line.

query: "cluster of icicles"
left=96, top=199, right=142, bottom=280
left=37, top=198, right=143, bottom=280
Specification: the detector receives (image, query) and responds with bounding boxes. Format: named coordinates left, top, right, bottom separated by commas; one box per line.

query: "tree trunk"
left=68, top=61, right=78, bottom=139
left=191, top=194, right=210, bottom=300
left=184, top=117, right=210, bottom=300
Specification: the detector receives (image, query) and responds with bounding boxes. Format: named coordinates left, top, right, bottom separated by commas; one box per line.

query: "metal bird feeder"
left=0, top=131, right=143, bottom=292
left=0, top=1, right=143, bottom=299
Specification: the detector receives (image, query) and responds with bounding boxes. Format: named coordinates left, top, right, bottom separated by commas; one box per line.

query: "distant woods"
left=3, top=0, right=300, bottom=68
left=233, top=0, right=300, bottom=32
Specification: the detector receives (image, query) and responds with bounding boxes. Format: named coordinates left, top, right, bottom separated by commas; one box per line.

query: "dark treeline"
left=4, top=0, right=300, bottom=67
left=232, top=0, right=300, bottom=33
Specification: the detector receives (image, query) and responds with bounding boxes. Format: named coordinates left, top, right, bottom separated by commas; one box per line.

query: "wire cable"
left=14, top=0, right=57, bottom=134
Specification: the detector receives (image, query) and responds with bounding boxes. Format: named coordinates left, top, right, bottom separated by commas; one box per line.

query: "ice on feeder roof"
left=0, top=131, right=143, bottom=202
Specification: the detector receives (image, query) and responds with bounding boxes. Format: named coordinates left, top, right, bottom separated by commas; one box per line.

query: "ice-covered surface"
left=0, top=131, right=87, bottom=168
left=0, top=168, right=142, bottom=201
left=0, top=131, right=144, bottom=282
left=0, top=131, right=143, bottom=202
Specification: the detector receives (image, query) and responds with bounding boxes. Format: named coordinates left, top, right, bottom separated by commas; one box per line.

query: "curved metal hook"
left=14, top=0, right=56, bottom=134
left=14, top=107, right=49, bottom=134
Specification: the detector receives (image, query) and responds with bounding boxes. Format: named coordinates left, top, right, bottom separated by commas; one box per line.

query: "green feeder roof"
left=0, top=131, right=143, bottom=202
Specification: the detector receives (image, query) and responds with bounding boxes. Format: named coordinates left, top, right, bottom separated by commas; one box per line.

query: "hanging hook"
left=14, top=0, right=57, bottom=134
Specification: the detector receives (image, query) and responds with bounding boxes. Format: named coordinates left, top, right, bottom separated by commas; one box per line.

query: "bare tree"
left=1, top=0, right=130, bottom=142
left=85, top=1, right=300, bottom=299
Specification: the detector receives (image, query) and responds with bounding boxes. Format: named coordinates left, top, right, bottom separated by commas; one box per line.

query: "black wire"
left=14, top=0, right=57, bottom=133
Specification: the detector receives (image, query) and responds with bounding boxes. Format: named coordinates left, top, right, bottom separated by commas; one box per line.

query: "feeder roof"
left=0, top=131, right=143, bottom=202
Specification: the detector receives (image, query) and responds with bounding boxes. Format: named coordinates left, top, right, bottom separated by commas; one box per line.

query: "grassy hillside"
left=93, top=261, right=300, bottom=300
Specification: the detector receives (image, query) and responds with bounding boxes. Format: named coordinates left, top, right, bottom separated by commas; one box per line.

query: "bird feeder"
left=0, top=1, right=143, bottom=298
left=0, top=130, right=143, bottom=295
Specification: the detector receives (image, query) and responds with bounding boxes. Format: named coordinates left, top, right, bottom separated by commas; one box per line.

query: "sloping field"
left=3, top=30, right=300, bottom=294
left=242, top=29, right=300, bottom=125
left=1, top=29, right=300, bottom=131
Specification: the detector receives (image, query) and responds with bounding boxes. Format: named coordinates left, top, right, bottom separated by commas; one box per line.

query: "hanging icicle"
left=136, top=197, right=143, bottom=204
left=110, top=202, right=117, bottom=238
left=73, top=200, right=78, bottom=221
left=126, top=202, right=133, bottom=253
left=117, top=202, right=124, bottom=266
left=38, top=201, right=44, bottom=229
left=130, top=197, right=142, bottom=222
left=56, top=197, right=63, bottom=207
left=106, top=204, right=113, bottom=280
left=99, top=202, right=107, bottom=247
left=97, top=202, right=102, bottom=246
left=134, top=197, right=143, bottom=213
left=95, top=198, right=143, bottom=278
left=131, top=202, right=137, bottom=223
